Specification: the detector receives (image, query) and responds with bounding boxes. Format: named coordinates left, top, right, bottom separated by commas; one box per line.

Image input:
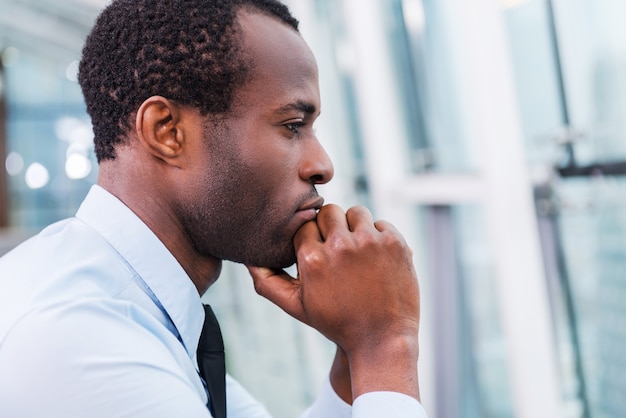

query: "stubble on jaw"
left=174, top=117, right=301, bottom=269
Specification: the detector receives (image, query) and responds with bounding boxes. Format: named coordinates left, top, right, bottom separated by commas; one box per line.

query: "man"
left=0, top=1, right=426, bottom=417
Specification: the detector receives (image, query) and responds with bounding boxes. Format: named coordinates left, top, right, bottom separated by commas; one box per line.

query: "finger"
left=375, top=219, right=409, bottom=242
left=294, top=219, right=323, bottom=251
left=246, top=266, right=306, bottom=323
left=345, top=206, right=375, bottom=232
left=316, top=204, right=349, bottom=240
left=373, top=219, right=398, bottom=233
left=374, top=219, right=412, bottom=254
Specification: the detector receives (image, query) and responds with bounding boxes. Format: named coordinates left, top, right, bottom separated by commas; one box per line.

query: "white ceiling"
left=0, top=0, right=108, bottom=61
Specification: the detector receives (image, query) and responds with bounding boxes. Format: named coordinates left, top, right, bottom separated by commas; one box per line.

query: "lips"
left=295, top=196, right=325, bottom=224
left=297, top=196, right=325, bottom=213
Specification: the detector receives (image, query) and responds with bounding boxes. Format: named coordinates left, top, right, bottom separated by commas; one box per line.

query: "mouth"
left=295, top=196, right=325, bottom=223
left=298, top=196, right=325, bottom=212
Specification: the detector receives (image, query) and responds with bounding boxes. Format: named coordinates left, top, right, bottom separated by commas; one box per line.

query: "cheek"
left=243, top=146, right=299, bottom=188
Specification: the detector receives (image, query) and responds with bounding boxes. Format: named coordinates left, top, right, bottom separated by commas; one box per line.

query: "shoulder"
left=1, top=215, right=132, bottom=284
left=0, top=215, right=136, bottom=327
left=0, top=299, right=208, bottom=418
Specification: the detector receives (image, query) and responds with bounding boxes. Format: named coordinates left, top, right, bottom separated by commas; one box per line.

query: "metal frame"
left=0, top=61, right=7, bottom=228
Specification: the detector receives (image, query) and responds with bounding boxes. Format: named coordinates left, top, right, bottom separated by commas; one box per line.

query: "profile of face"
left=176, top=10, right=334, bottom=269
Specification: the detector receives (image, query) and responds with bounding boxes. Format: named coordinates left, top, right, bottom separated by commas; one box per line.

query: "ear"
left=135, top=96, right=185, bottom=165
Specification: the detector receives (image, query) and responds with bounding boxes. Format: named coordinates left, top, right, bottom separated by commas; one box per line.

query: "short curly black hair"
left=78, top=0, right=299, bottom=162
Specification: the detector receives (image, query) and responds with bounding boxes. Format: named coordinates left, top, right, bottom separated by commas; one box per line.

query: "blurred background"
left=1, top=0, right=626, bottom=417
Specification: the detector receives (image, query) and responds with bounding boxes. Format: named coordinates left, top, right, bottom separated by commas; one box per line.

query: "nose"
left=300, top=138, right=334, bottom=185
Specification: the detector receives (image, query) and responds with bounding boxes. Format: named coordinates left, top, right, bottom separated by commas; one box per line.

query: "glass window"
left=505, top=0, right=626, bottom=416
left=3, top=49, right=96, bottom=229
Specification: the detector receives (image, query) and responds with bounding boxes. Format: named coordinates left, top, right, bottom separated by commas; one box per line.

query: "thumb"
left=246, top=266, right=306, bottom=323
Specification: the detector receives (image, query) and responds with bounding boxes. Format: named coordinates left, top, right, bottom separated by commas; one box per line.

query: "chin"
left=239, top=245, right=296, bottom=270
left=255, top=254, right=296, bottom=270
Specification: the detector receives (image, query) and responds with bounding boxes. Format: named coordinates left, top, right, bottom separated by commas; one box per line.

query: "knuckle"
left=328, top=233, right=350, bottom=251
left=298, top=246, right=325, bottom=268
left=381, top=230, right=402, bottom=248
left=382, top=228, right=406, bottom=247
left=321, top=203, right=342, bottom=212
left=317, top=203, right=343, bottom=221
left=346, top=205, right=371, bottom=220
left=353, top=229, right=377, bottom=249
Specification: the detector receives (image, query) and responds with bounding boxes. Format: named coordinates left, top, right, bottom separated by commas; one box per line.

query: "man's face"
left=177, top=10, right=334, bottom=269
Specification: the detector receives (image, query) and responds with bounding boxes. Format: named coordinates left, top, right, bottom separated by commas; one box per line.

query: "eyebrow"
left=274, top=100, right=318, bottom=116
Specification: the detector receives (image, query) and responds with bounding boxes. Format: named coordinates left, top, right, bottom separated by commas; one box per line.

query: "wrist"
left=329, top=345, right=352, bottom=405
left=346, top=334, right=420, bottom=401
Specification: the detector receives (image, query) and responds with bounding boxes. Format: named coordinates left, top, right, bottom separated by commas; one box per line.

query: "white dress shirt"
left=0, top=185, right=427, bottom=418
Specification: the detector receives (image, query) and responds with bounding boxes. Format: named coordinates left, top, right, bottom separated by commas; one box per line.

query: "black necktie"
left=197, top=304, right=227, bottom=418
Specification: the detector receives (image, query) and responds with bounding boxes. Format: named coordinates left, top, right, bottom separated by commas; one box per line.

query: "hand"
left=247, top=204, right=421, bottom=399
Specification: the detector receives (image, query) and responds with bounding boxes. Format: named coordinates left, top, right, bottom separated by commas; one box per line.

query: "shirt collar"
left=75, top=185, right=204, bottom=358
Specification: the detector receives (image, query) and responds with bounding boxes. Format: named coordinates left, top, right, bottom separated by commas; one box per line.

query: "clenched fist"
left=247, top=204, right=421, bottom=400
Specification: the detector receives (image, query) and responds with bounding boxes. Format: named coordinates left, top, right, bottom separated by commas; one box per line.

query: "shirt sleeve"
left=300, top=375, right=351, bottom=418
left=301, top=376, right=428, bottom=418
left=353, top=392, right=428, bottom=417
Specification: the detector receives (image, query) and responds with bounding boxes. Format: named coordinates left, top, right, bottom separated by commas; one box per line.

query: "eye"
left=284, top=121, right=306, bottom=136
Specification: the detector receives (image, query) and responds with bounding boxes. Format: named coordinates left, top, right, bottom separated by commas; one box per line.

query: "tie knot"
left=198, top=304, right=224, bottom=353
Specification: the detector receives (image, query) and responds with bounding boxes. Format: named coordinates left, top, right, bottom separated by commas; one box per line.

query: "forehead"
left=231, top=10, right=320, bottom=113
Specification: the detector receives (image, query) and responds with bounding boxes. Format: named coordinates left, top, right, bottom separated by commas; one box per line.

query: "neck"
left=97, top=160, right=222, bottom=296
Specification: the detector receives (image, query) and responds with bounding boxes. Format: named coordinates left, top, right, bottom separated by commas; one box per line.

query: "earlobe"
left=135, top=96, right=184, bottom=163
